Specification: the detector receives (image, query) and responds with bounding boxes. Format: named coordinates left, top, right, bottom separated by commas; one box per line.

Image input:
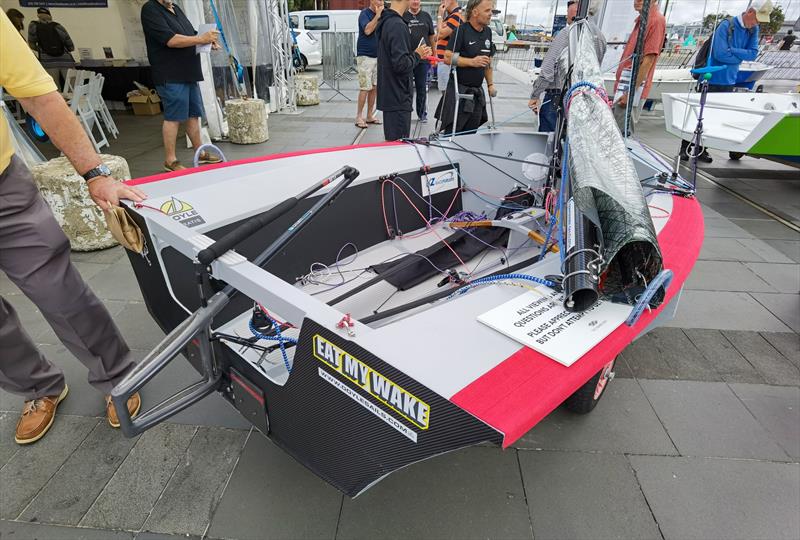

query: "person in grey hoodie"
left=27, top=7, right=75, bottom=89
left=376, top=0, right=432, bottom=141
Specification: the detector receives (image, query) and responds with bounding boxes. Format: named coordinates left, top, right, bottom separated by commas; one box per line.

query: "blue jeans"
left=155, top=82, right=204, bottom=122
left=538, top=90, right=559, bottom=133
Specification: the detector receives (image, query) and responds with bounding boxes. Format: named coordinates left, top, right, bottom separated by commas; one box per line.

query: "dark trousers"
left=412, top=62, right=428, bottom=119
left=537, top=90, right=560, bottom=133
left=680, top=84, right=733, bottom=155
left=0, top=156, right=134, bottom=399
left=383, top=110, right=412, bottom=141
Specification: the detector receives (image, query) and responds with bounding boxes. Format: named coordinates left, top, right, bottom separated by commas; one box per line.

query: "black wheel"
left=729, top=151, right=744, bottom=160
left=301, top=54, right=308, bottom=70
left=563, top=357, right=616, bottom=414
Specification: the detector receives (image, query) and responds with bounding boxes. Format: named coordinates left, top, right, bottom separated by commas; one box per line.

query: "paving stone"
left=111, top=302, right=166, bottom=351
left=703, top=200, right=775, bottom=220
left=682, top=329, right=765, bottom=384
left=519, top=451, right=660, bottom=540
left=722, top=331, right=800, bottom=386
left=764, top=239, right=800, bottom=263
left=621, top=327, right=720, bottom=381
left=207, top=432, right=341, bottom=540
left=20, top=422, right=139, bottom=525
left=142, top=427, right=247, bottom=537
left=639, top=380, right=789, bottom=460
left=610, top=353, right=635, bottom=378
left=85, top=258, right=143, bottom=302
left=0, top=519, right=134, bottom=539
left=750, top=292, right=800, bottom=333
left=135, top=533, right=203, bottom=540
left=0, top=411, right=20, bottom=467
left=731, top=219, right=800, bottom=241
left=760, top=332, right=800, bottom=369
left=337, top=447, right=532, bottom=540
left=80, top=423, right=197, bottom=531
left=73, top=262, right=112, bottom=283
left=685, top=260, right=775, bottom=292
left=629, top=456, right=800, bottom=540
left=2, top=292, right=57, bottom=344
left=743, top=263, right=800, bottom=293
left=736, top=238, right=796, bottom=263
left=698, top=237, right=766, bottom=262
left=516, top=379, right=677, bottom=455
left=730, top=383, right=800, bottom=459
left=664, top=290, right=792, bottom=332
left=0, top=415, right=98, bottom=519
left=701, top=217, right=754, bottom=238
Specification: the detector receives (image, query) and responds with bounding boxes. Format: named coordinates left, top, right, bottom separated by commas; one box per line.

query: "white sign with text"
left=477, top=288, right=631, bottom=367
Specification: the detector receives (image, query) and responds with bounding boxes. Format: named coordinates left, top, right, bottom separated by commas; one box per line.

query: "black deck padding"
left=371, top=227, right=509, bottom=290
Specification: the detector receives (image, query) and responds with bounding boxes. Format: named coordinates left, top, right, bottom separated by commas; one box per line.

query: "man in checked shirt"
left=528, top=0, right=606, bottom=132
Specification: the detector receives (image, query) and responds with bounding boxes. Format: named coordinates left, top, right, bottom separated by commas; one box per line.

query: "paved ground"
left=1, top=66, right=798, bottom=539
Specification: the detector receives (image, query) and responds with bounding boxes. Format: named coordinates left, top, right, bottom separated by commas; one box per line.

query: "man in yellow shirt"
left=1, top=13, right=145, bottom=444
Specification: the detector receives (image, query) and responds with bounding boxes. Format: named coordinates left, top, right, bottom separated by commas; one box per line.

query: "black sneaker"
left=697, top=151, right=713, bottom=164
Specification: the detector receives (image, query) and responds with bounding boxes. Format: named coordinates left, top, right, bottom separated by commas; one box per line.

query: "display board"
left=20, top=0, right=108, bottom=7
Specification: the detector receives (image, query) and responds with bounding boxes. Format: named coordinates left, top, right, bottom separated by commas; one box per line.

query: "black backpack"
left=692, top=17, right=735, bottom=79
left=34, top=22, right=66, bottom=57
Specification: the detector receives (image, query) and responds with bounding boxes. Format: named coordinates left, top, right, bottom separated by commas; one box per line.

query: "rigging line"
left=447, top=138, right=533, bottom=189
left=386, top=170, right=512, bottom=260
left=414, top=140, right=559, bottom=170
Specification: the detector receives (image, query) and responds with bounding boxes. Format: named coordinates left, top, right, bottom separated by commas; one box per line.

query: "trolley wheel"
left=563, top=357, right=616, bottom=414
left=728, top=151, right=744, bottom=160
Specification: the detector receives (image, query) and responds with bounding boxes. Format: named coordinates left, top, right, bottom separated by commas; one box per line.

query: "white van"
left=490, top=18, right=507, bottom=52
left=289, top=10, right=360, bottom=34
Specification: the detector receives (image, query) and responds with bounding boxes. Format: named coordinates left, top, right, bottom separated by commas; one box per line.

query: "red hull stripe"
left=125, top=142, right=403, bottom=186
left=450, top=195, right=704, bottom=447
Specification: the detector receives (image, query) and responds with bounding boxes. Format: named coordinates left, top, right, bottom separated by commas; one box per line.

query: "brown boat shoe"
left=15, top=385, right=69, bottom=445
left=106, top=392, right=142, bottom=428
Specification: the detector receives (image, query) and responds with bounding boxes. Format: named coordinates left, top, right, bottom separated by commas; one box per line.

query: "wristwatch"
left=82, top=163, right=111, bottom=182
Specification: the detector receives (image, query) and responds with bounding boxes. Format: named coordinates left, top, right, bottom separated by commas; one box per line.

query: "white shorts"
left=356, top=56, right=378, bottom=91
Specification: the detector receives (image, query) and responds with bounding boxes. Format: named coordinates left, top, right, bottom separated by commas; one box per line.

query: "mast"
left=623, top=0, right=653, bottom=135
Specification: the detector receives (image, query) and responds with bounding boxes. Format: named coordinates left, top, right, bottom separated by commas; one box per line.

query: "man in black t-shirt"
left=404, top=0, right=435, bottom=122
left=141, top=0, right=221, bottom=172
left=435, top=0, right=496, bottom=135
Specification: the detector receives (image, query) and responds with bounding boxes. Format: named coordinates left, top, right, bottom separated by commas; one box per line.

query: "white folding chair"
left=69, top=83, right=109, bottom=152
left=62, top=69, right=90, bottom=100
left=88, top=73, right=119, bottom=139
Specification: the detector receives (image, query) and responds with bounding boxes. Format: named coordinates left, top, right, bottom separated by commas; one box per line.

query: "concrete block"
left=296, top=73, right=321, bottom=106
left=225, top=99, right=268, bottom=144
left=30, top=155, right=130, bottom=251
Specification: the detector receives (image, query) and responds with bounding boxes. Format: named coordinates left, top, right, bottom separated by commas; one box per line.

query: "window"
left=290, top=15, right=298, bottom=29
left=304, top=15, right=329, bottom=31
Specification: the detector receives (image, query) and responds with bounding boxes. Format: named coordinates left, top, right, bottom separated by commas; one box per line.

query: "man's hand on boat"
left=87, top=176, right=147, bottom=211
left=528, top=98, right=540, bottom=113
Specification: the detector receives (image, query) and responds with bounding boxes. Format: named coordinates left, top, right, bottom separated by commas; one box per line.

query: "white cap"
left=754, top=0, right=772, bottom=23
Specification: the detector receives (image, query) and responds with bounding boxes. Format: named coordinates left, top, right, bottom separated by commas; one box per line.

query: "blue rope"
left=449, top=273, right=557, bottom=298
left=248, top=318, right=297, bottom=374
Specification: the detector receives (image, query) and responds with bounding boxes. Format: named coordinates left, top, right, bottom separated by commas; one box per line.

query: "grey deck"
left=1, top=66, right=798, bottom=540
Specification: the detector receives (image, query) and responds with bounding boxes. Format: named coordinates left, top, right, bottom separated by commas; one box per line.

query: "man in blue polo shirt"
left=355, top=0, right=383, bottom=129
left=141, top=0, right=223, bottom=171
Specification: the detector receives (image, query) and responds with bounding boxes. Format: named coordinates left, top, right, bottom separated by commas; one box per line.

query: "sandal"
left=366, top=117, right=382, bottom=125
left=355, top=119, right=368, bottom=129
left=163, top=160, right=186, bottom=172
